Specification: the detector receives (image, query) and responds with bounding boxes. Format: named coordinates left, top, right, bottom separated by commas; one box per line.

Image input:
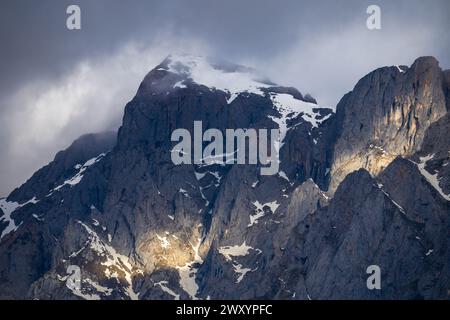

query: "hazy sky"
left=0, top=0, right=449, bottom=196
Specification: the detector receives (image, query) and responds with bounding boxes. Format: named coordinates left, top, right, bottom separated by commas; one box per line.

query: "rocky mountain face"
left=0, top=55, right=448, bottom=300
left=329, top=57, right=448, bottom=192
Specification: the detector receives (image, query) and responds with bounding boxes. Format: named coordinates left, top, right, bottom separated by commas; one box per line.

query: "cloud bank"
left=0, top=37, right=210, bottom=195
left=0, top=0, right=449, bottom=195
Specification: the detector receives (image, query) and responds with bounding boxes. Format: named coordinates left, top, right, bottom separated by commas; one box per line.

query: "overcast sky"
left=0, top=0, right=449, bottom=196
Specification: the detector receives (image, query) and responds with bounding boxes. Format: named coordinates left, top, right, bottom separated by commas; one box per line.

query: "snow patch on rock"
left=0, top=196, right=39, bottom=240
left=269, top=93, right=331, bottom=151
left=176, top=237, right=203, bottom=299
left=248, top=200, right=280, bottom=227
left=154, top=281, right=180, bottom=300
left=218, top=242, right=258, bottom=283
left=52, top=153, right=105, bottom=192
left=76, top=221, right=141, bottom=300
left=415, top=154, right=450, bottom=201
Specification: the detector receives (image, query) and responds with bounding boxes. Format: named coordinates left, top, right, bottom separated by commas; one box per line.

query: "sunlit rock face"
left=0, top=55, right=449, bottom=300
left=329, top=57, right=448, bottom=193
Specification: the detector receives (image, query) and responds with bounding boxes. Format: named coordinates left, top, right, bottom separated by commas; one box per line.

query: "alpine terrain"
left=0, top=55, right=449, bottom=300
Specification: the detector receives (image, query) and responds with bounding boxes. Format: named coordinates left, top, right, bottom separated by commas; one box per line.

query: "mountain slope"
left=0, top=55, right=448, bottom=299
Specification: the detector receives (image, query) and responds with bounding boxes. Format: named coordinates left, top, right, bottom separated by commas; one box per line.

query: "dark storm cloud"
left=0, top=0, right=449, bottom=195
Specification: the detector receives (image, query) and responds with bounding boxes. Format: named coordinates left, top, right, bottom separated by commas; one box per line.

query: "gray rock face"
left=443, top=70, right=450, bottom=111
left=413, top=112, right=450, bottom=196
left=329, top=57, right=448, bottom=193
left=7, top=131, right=116, bottom=203
left=282, top=166, right=448, bottom=299
left=0, top=132, right=116, bottom=299
left=0, top=55, right=448, bottom=300
left=197, top=176, right=329, bottom=299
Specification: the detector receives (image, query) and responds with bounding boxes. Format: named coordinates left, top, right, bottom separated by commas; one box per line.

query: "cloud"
left=0, top=0, right=449, bottom=196
left=0, top=36, right=210, bottom=196
left=254, top=20, right=445, bottom=108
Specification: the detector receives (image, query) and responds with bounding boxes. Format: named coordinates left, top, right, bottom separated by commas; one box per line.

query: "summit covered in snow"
left=160, top=54, right=274, bottom=104
left=147, top=54, right=333, bottom=150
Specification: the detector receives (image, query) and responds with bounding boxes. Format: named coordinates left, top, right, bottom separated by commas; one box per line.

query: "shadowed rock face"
left=281, top=165, right=449, bottom=300
left=414, top=112, right=450, bottom=196
left=7, top=131, right=117, bottom=203
left=0, top=55, right=449, bottom=300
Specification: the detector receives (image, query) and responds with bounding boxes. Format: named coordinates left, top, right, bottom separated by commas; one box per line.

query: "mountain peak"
left=154, top=54, right=275, bottom=103
left=137, top=54, right=319, bottom=109
left=163, top=54, right=257, bottom=76
left=411, top=56, right=440, bottom=68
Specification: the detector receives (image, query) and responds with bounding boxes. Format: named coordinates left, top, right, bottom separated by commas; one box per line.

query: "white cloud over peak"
left=0, top=37, right=210, bottom=196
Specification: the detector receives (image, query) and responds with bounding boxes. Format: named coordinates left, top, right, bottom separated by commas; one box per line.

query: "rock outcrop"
left=329, top=57, right=448, bottom=192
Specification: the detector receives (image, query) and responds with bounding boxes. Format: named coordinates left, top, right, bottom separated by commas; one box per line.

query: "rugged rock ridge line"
left=0, top=55, right=449, bottom=299
left=329, top=56, right=448, bottom=192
